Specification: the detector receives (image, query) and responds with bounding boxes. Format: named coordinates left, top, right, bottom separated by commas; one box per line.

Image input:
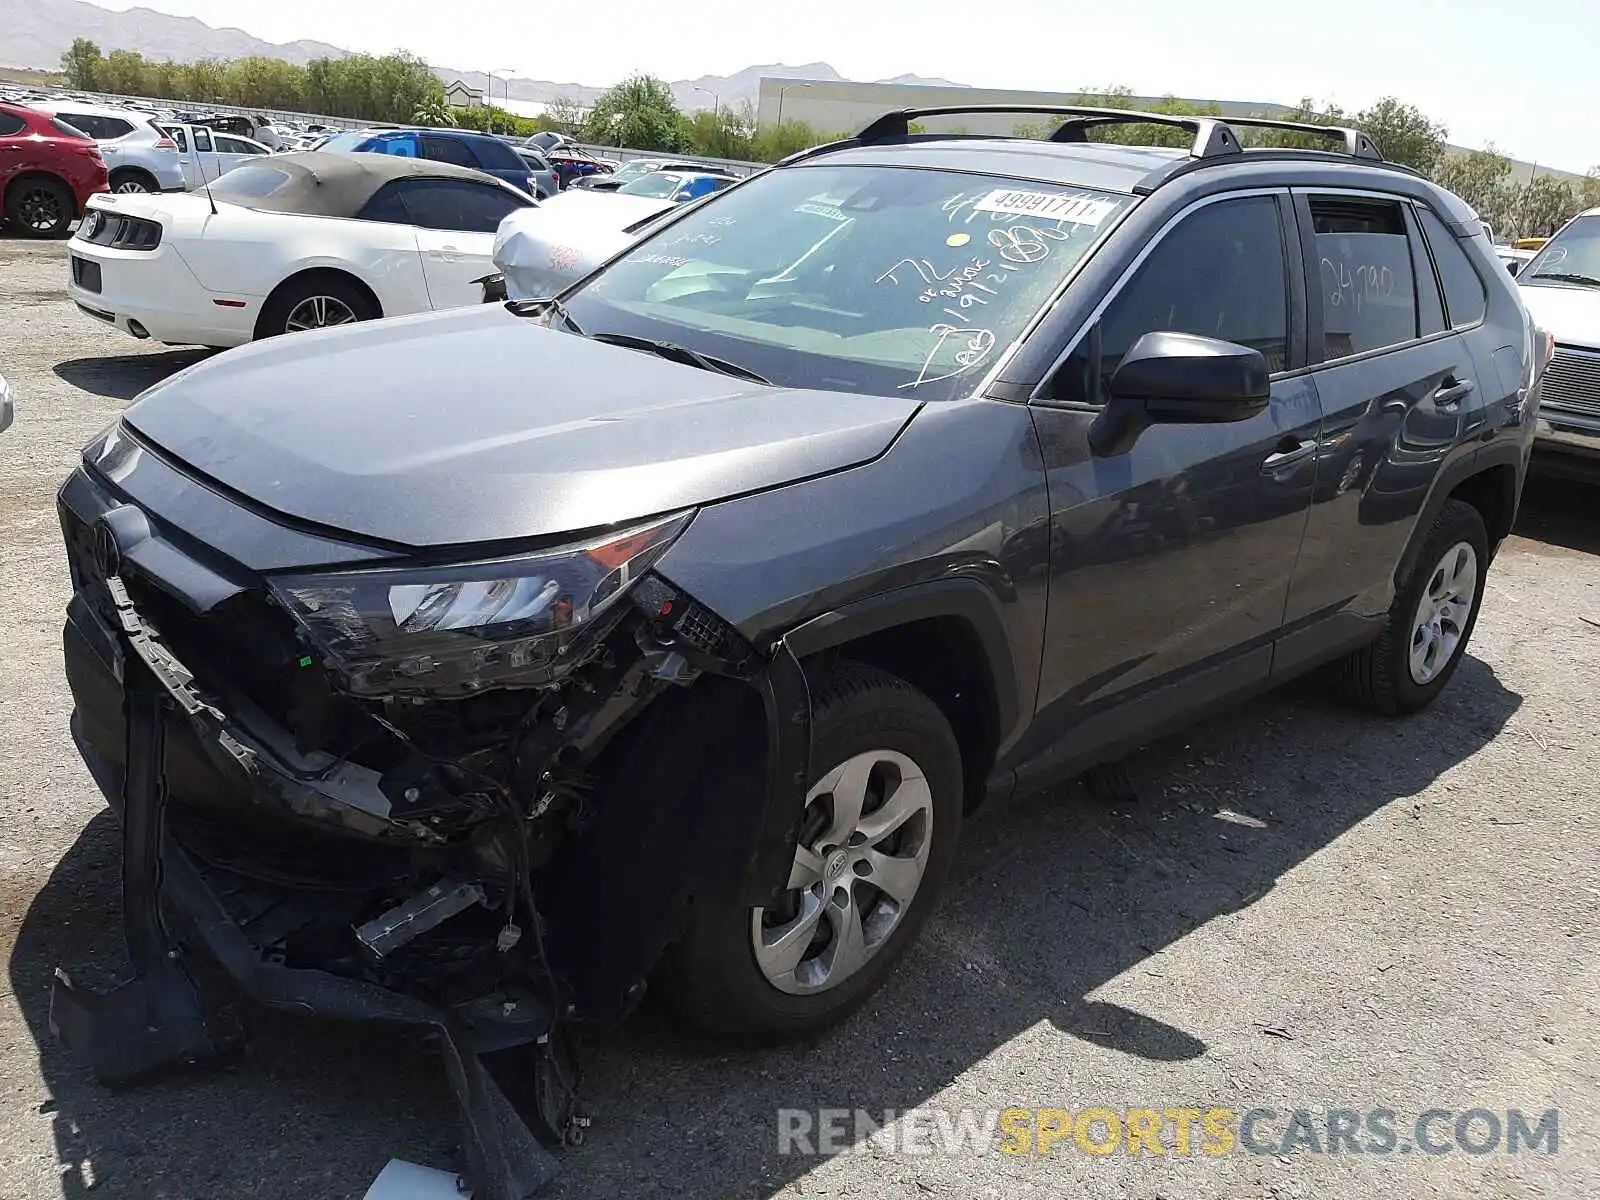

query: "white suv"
left=32, top=101, right=185, bottom=194
left=1517, top=207, right=1600, bottom=478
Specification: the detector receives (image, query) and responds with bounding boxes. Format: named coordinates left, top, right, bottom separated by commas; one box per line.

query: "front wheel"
left=657, top=661, right=964, bottom=1040
left=1338, top=498, right=1489, bottom=714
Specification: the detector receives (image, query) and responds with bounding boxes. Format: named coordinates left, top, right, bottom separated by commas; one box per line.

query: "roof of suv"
left=782, top=103, right=1481, bottom=232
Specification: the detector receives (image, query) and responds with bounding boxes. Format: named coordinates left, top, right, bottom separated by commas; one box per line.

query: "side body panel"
left=176, top=210, right=432, bottom=317
left=653, top=399, right=1051, bottom=758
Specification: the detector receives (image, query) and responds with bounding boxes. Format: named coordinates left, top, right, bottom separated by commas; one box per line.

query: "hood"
left=122, top=304, right=920, bottom=549
left=1518, top=281, right=1600, bottom=348
left=494, top=195, right=674, bottom=300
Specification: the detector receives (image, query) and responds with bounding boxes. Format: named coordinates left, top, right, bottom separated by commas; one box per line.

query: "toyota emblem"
left=91, top=516, right=121, bottom=579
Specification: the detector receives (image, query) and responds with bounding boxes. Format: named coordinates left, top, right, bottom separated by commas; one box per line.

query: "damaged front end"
left=52, top=460, right=809, bottom=1199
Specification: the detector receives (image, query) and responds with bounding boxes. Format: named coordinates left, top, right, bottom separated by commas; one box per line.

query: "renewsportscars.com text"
left=777, top=1106, right=1560, bottom=1158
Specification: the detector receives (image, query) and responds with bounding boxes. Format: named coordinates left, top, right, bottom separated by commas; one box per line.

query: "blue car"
left=321, top=128, right=546, bottom=197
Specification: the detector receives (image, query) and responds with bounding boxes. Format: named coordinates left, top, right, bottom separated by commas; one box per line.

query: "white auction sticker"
left=972, top=189, right=1118, bottom=226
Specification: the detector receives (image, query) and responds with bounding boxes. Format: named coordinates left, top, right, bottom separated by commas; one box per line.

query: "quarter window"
left=1310, top=198, right=1418, bottom=358
left=393, top=179, right=527, bottom=232
left=1417, top=208, right=1487, bottom=328
left=1051, top=195, right=1290, bottom=404
left=0, top=112, right=25, bottom=136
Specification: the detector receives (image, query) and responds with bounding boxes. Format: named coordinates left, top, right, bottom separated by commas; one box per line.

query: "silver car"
left=493, top=191, right=681, bottom=299
left=31, top=101, right=185, bottom=193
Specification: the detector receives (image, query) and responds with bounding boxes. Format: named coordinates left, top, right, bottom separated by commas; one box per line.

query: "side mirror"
left=1089, top=331, right=1271, bottom=457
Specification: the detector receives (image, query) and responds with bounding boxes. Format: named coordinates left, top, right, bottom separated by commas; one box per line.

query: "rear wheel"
left=5, top=175, right=74, bottom=238
left=257, top=274, right=376, bottom=339
left=1338, top=498, right=1489, bottom=714
left=657, top=661, right=964, bottom=1040
left=109, top=168, right=158, bottom=195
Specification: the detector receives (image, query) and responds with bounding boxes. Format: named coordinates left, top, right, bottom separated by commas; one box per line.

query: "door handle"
left=1433, top=377, right=1474, bottom=409
left=1261, top=436, right=1317, bottom=474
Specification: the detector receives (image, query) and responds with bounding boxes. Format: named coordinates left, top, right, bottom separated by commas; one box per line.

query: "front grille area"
left=1544, top=346, right=1600, bottom=419
left=60, top=500, right=308, bottom=730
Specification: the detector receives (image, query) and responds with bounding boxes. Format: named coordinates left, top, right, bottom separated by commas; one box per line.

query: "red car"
left=1, top=102, right=110, bottom=238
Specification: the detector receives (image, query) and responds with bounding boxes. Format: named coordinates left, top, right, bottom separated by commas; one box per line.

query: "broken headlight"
left=268, top=513, right=691, bottom=696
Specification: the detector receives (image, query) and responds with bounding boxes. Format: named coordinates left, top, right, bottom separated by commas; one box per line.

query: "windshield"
left=562, top=165, right=1132, bottom=400
left=608, top=161, right=657, bottom=185
left=618, top=172, right=690, bottom=198
left=1522, top=215, right=1600, bottom=287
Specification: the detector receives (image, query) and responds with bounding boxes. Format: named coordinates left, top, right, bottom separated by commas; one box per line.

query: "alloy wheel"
left=752, top=749, right=934, bottom=995
left=113, top=178, right=151, bottom=194
left=283, top=294, right=358, bottom=332
left=17, top=186, right=63, bottom=233
left=1409, top=541, right=1478, bottom=684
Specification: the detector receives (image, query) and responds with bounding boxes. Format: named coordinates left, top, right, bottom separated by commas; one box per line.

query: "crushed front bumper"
left=54, top=576, right=571, bottom=1199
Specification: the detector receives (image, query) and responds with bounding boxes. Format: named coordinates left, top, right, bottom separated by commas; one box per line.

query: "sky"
left=93, top=0, right=1599, bottom=172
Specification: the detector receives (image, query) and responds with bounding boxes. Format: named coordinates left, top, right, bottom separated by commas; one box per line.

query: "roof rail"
left=853, top=105, right=1244, bottom=160
left=1216, top=116, right=1384, bottom=161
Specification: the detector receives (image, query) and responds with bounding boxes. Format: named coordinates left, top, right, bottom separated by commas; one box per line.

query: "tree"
left=1432, top=146, right=1515, bottom=231
left=1579, top=169, right=1600, bottom=212
left=99, top=49, right=151, bottom=96
left=583, top=73, right=684, bottom=151
left=544, top=94, right=587, bottom=136
left=685, top=106, right=753, bottom=160
left=1510, top=174, right=1579, bottom=239
left=60, top=39, right=102, bottom=90
left=412, top=97, right=455, bottom=127
left=751, top=119, right=826, bottom=162
left=1352, top=97, right=1447, bottom=174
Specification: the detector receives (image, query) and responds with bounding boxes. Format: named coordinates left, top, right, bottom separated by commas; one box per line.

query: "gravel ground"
left=1, top=237, right=1596, bottom=1200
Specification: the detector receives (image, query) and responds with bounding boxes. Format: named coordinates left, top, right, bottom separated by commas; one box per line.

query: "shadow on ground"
left=1514, top=471, right=1600, bottom=557
left=53, top=350, right=214, bottom=401
left=8, top=654, right=1521, bottom=1199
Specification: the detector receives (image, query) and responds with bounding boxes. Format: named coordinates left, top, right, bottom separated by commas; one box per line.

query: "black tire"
left=656, top=661, right=964, bottom=1041
left=1338, top=498, right=1489, bottom=715
left=256, top=273, right=377, bottom=339
left=4, top=174, right=74, bottom=239
left=108, top=168, right=158, bottom=195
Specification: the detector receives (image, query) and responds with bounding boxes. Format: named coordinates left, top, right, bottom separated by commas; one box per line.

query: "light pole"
left=775, top=82, right=809, bottom=127
left=493, top=69, right=516, bottom=135
left=694, top=86, right=720, bottom=118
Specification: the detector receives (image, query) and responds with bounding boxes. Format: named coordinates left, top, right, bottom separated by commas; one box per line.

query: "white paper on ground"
left=362, top=1159, right=470, bottom=1200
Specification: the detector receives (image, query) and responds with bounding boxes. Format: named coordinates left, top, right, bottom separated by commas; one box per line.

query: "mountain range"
left=6, top=0, right=967, bottom=112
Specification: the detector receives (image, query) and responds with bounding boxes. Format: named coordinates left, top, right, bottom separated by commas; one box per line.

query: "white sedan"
left=66, top=152, right=535, bottom=348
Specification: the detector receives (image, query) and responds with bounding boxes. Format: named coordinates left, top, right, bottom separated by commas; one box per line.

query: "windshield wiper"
left=587, top=332, right=771, bottom=385
left=507, top=295, right=583, bottom=334
left=1528, top=271, right=1600, bottom=288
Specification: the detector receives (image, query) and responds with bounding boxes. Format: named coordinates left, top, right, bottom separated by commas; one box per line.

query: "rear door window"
left=468, top=138, right=526, bottom=172
left=420, top=134, right=481, bottom=168
left=1052, top=195, right=1291, bottom=403
left=1416, top=207, right=1488, bottom=328
left=1308, top=197, right=1419, bottom=359
left=57, top=112, right=132, bottom=139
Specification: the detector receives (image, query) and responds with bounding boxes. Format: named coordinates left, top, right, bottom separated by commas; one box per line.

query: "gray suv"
left=52, top=105, right=1543, bottom=1193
